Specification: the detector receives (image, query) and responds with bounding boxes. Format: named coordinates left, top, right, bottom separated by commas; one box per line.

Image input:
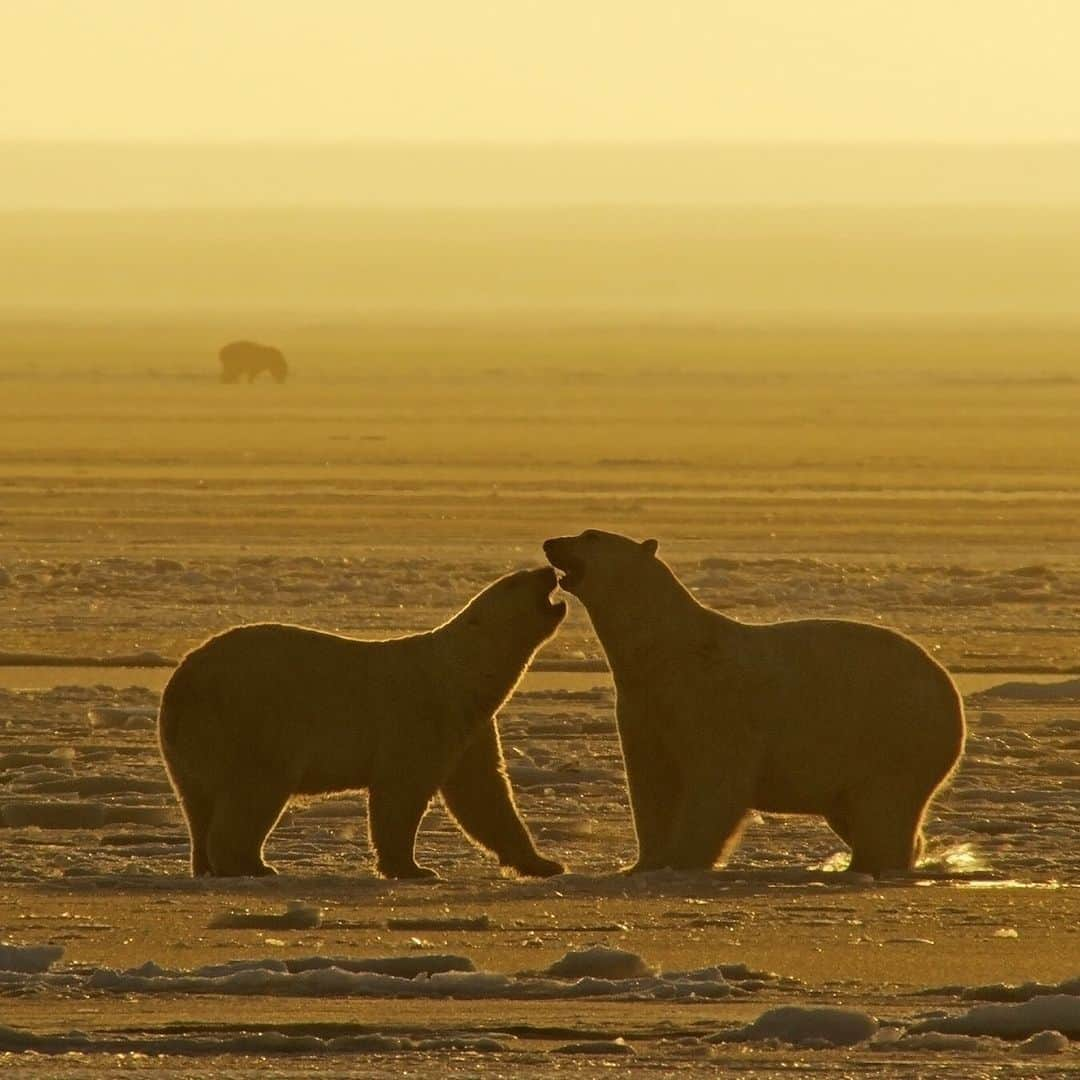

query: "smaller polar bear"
left=219, top=340, right=288, bottom=383
left=158, top=567, right=566, bottom=879
left=544, top=530, right=965, bottom=876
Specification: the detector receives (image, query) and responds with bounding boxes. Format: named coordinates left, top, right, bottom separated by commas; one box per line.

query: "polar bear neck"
left=432, top=618, right=547, bottom=724
left=584, top=559, right=731, bottom=678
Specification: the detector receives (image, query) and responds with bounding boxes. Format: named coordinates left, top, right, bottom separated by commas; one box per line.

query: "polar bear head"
left=456, top=565, right=567, bottom=651
left=543, top=530, right=660, bottom=603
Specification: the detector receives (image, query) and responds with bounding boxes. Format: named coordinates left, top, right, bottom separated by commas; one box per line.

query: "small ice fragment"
left=1017, top=1030, right=1070, bottom=1055
left=87, top=706, right=157, bottom=731
left=544, top=945, right=655, bottom=980
left=893, top=1032, right=990, bottom=1051
left=209, top=903, right=323, bottom=930
left=992, top=928, right=1019, bottom=938
left=285, top=955, right=474, bottom=976
left=553, top=1038, right=634, bottom=1055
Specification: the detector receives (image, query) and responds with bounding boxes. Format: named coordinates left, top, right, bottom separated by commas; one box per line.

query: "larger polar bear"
left=158, top=567, right=566, bottom=879
left=544, top=530, right=965, bottom=876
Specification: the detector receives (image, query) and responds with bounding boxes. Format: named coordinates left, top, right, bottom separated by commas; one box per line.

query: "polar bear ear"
left=640, top=538, right=659, bottom=557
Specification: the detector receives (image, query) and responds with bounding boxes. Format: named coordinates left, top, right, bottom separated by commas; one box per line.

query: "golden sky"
left=4, top=1, right=1079, bottom=142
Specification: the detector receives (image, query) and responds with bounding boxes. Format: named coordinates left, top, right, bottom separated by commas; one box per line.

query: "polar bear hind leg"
left=174, top=782, right=214, bottom=876
left=664, top=763, right=751, bottom=870
left=206, top=787, right=289, bottom=876
left=834, top=784, right=928, bottom=876
left=368, top=782, right=442, bottom=879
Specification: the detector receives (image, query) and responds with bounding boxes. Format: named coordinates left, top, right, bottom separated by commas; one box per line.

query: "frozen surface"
left=1, top=358, right=1079, bottom=1076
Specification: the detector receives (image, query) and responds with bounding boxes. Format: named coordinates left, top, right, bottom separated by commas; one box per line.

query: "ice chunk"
left=960, top=976, right=1080, bottom=1002
left=710, top=1005, right=879, bottom=1047
left=0, top=944, right=64, bottom=973
left=209, top=902, right=324, bottom=930
left=1017, top=1030, right=1070, bottom=1054
left=891, top=1032, right=991, bottom=1051
left=88, top=706, right=157, bottom=731
left=0, top=750, right=75, bottom=772
left=553, top=1038, right=634, bottom=1055
left=978, top=677, right=1080, bottom=700
left=910, top=995, right=1080, bottom=1039
left=544, top=945, right=655, bottom=980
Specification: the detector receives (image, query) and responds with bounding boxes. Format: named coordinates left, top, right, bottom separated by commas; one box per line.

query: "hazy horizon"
left=6, top=141, right=1080, bottom=209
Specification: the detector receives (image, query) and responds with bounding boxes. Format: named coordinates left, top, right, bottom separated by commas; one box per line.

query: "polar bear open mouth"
left=552, top=555, right=585, bottom=592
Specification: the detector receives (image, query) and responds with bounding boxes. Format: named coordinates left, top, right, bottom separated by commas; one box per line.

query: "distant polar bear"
left=544, top=530, right=964, bottom=876
left=219, top=340, right=288, bottom=383
left=158, top=567, right=566, bottom=879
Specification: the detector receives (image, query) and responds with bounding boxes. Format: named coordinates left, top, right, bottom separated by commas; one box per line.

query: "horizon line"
left=5, top=137, right=1080, bottom=150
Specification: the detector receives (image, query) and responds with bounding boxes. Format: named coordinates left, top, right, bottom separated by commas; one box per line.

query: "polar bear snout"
left=532, top=565, right=567, bottom=618
left=543, top=536, right=586, bottom=592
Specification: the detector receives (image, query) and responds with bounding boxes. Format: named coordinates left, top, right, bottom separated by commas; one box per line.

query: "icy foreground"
left=1, top=672, right=1078, bottom=1073
left=0, top=946, right=1077, bottom=1062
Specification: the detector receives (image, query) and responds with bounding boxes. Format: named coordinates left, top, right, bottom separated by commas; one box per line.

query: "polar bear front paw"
left=378, top=861, right=442, bottom=881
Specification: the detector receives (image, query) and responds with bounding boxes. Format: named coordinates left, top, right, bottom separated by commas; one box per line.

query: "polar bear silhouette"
left=545, top=530, right=965, bottom=877
left=158, top=567, right=566, bottom=879
left=219, top=340, right=288, bottom=383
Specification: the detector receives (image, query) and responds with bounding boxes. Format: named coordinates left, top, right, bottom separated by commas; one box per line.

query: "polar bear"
left=219, top=340, right=288, bottom=383
left=544, top=531, right=964, bottom=876
left=158, top=567, right=566, bottom=879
